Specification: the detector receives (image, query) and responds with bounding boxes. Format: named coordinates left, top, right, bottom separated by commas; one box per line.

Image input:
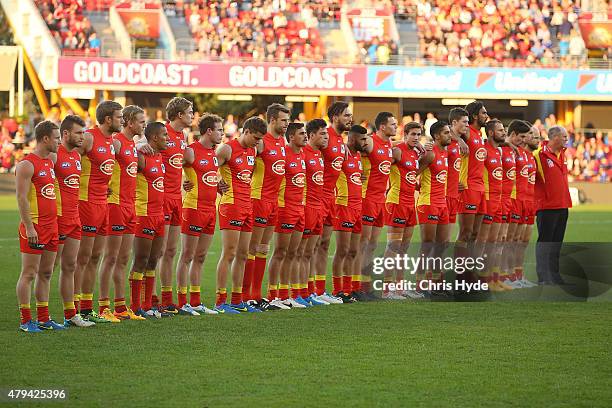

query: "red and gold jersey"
left=219, top=138, right=256, bottom=205
left=483, top=143, right=503, bottom=200
left=335, top=148, right=362, bottom=209
left=446, top=139, right=462, bottom=198
left=79, top=127, right=115, bottom=204
left=303, top=144, right=325, bottom=209
left=321, top=126, right=345, bottom=197
left=54, top=145, right=81, bottom=217
left=500, top=146, right=516, bottom=199
left=361, top=133, right=392, bottom=200
left=183, top=142, right=218, bottom=210
left=459, top=125, right=486, bottom=193
left=524, top=149, right=537, bottom=202
left=24, top=153, right=57, bottom=224
left=278, top=146, right=305, bottom=208
left=108, top=133, right=138, bottom=207
left=515, top=146, right=529, bottom=198
left=162, top=123, right=186, bottom=200
left=417, top=145, right=448, bottom=207
left=136, top=153, right=165, bottom=217
left=386, top=144, right=419, bottom=206
left=251, top=132, right=286, bottom=202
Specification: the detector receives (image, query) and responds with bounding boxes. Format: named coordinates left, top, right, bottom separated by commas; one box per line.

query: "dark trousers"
left=536, top=208, right=569, bottom=284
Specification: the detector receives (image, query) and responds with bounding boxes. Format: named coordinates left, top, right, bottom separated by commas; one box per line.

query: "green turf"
left=1, top=195, right=611, bottom=406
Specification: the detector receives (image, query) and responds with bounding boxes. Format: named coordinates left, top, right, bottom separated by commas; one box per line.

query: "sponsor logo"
left=483, top=214, right=493, bottom=221
left=393, top=217, right=406, bottom=225
left=475, top=147, right=487, bottom=162
left=331, top=156, right=343, bottom=171
left=82, top=225, right=97, bottom=233
left=405, top=171, right=417, bottom=184
left=281, top=223, right=295, bottom=229
left=97, top=147, right=107, bottom=153
left=349, top=172, right=362, bottom=185
left=269, top=150, right=277, bottom=156
left=435, top=170, right=447, bottom=184
left=247, top=156, right=255, bottom=166
left=236, top=170, right=252, bottom=184
left=235, top=158, right=243, bottom=164
left=292, top=173, right=305, bottom=187
left=41, top=183, right=56, bottom=199
left=341, top=221, right=355, bottom=228
left=378, top=160, right=391, bottom=175
left=489, top=71, right=563, bottom=93
left=202, top=171, right=219, bottom=187
left=169, top=153, right=183, bottom=169
left=254, top=216, right=268, bottom=225
left=64, top=174, right=80, bottom=189
left=492, top=167, right=503, bottom=181
left=152, top=177, right=164, bottom=192
left=280, top=147, right=286, bottom=156
left=228, top=65, right=356, bottom=90
left=362, top=215, right=375, bottom=222
left=465, top=204, right=477, bottom=211
left=213, top=157, right=218, bottom=166
left=272, top=160, right=285, bottom=175
left=506, top=168, right=516, bottom=180
left=377, top=149, right=385, bottom=154
left=453, top=157, right=461, bottom=171
left=142, top=228, right=155, bottom=236
left=547, top=158, right=554, bottom=168
left=58, top=234, right=67, bottom=241
left=189, top=225, right=203, bottom=232
left=38, top=170, right=47, bottom=177
left=289, top=162, right=297, bottom=168
left=229, top=219, right=244, bottom=227
left=167, top=141, right=176, bottom=148
left=61, top=162, right=71, bottom=168
left=199, top=159, right=209, bottom=166
left=124, top=149, right=132, bottom=156
left=126, top=162, right=138, bottom=177
left=112, top=225, right=126, bottom=232
left=312, top=170, right=324, bottom=185
left=380, top=70, right=462, bottom=91
left=520, top=165, right=529, bottom=178
left=427, top=214, right=440, bottom=221
left=76, top=161, right=81, bottom=170
left=100, top=159, right=114, bottom=175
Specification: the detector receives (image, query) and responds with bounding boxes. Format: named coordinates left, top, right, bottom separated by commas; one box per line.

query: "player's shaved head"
left=144, top=121, right=166, bottom=141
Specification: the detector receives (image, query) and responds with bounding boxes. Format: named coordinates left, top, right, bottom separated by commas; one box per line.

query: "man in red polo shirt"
left=533, top=126, right=571, bottom=285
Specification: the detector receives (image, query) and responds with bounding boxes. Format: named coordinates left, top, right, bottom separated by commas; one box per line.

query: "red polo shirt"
left=534, top=141, right=572, bottom=210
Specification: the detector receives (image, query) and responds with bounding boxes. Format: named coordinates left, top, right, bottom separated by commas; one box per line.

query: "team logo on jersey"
left=126, top=162, right=138, bottom=177
left=377, top=149, right=385, bottom=155
left=97, top=147, right=107, bottom=154
left=100, top=159, right=114, bottom=175
left=528, top=173, right=535, bottom=184
left=312, top=170, right=324, bottom=185
left=349, top=172, right=362, bottom=185
left=331, top=157, right=343, bottom=171
left=169, top=153, right=183, bottom=169
left=167, top=141, right=176, bottom=148
left=332, top=147, right=338, bottom=153
left=435, top=170, right=448, bottom=183
left=76, top=161, right=81, bottom=171
left=38, top=170, right=47, bottom=177
left=124, top=149, right=132, bottom=156
left=237, top=170, right=252, bottom=184
left=202, top=171, right=219, bottom=187
left=61, top=162, right=71, bottom=168
left=247, top=156, right=255, bottom=166
left=236, top=158, right=243, bottom=164
left=506, top=168, right=516, bottom=180
left=269, top=150, right=277, bottom=156
left=41, top=183, right=56, bottom=199
left=453, top=157, right=461, bottom=171
left=475, top=147, right=487, bottom=161
left=292, top=173, right=305, bottom=187
left=199, top=159, right=209, bottom=166
left=547, top=158, right=554, bottom=168
left=492, top=167, right=503, bottom=181
left=309, top=159, right=317, bottom=165
left=405, top=171, right=417, bottom=184
left=379, top=160, right=391, bottom=175
left=152, top=177, right=164, bottom=192
left=289, top=162, right=297, bottom=168
left=64, top=174, right=80, bottom=189
left=348, top=162, right=355, bottom=168
left=520, top=165, right=529, bottom=178
left=272, top=160, right=285, bottom=175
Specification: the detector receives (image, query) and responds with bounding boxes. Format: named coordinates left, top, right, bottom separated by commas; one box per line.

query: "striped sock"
left=19, top=304, right=31, bottom=324
left=177, top=287, right=188, bottom=308
left=351, top=275, right=361, bottom=292
left=242, top=255, right=255, bottom=301
left=129, top=272, right=144, bottom=311
left=98, top=298, right=110, bottom=314
left=190, top=286, right=201, bottom=306
left=279, top=284, right=289, bottom=300
left=161, top=287, right=173, bottom=307
left=215, top=289, right=227, bottom=306
left=143, top=270, right=155, bottom=310
left=63, top=301, right=76, bottom=320
left=291, top=283, right=301, bottom=299
left=332, top=276, right=342, bottom=295
left=268, top=284, right=278, bottom=300
left=315, top=275, right=326, bottom=295
left=80, top=293, right=93, bottom=313
left=73, top=294, right=80, bottom=312
left=308, top=278, right=315, bottom=295
left=300, top=285, right=309, bottom=299
left=342, top=275, right=352, bottom=293
left=252, top=254, right=267, bottom=300
left=361, top=276, right=371, bottom=293
left=36, top=301, right=49, bottom=323
left=230, top=289, right=242, bottom=305
left=114, top=298, right=127, bottom=313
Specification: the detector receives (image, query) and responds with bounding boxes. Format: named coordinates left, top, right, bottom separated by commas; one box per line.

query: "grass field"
left=1, top=195, right=611, bottom=407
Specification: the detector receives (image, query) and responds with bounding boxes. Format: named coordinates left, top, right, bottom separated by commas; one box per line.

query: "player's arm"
left=416, top=151, right=434, bottom=175
left=75, top=132, right=93, bottom=156
left=107, top=138, right=122, bottom=197
left=136, top=136, right=155, bottom=155
left=182, top=147, right=195, bottom=192
left=15, top=160, right=37, bottom=245
left=215, top=143, right=232, bottom=195
left=391, top=146, right=402, bottom=163
left=48, top=152, right=57, bottom=164
left=450, top=132, right=468, bottom=156
left=137, top=150, right=146, bottom=172
left=255, top=139, right=265, bottom=155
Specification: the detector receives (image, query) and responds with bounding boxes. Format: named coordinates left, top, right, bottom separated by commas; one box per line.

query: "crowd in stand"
left=35, top=0, right=101, bottom=56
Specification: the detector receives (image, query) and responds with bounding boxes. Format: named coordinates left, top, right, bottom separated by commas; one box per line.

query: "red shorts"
left=303, top=206, right=324, bottom=237
left=321, top=194, right=336, bottom=226
left=446, top=196, right=461, bottom=223
left=361, top=200, right=385, bottom=227
left=275, top=205, right=305, bottom=233
left=459, top=189, right=486, bottom=215
left=107, top=203, right=136, bottom=236
left=511, top=199, right=523, bottom=224
left=385, top=202, right=417, bottom=228
left=252, top=198, right=278, bottom=228
left=135, top=215, right=166, bottom=240
left=501, top=197, right=513, bottom=223
left=164, top=196, right=182, bottom=226
left=218, top=203, right=253, bottom=232
left=19, top=221, right=58, bottom=254
left=79, top=201, right=109, bottom=237
left=482, top=197, right=503, bottom=225
left=333, top=205, right=362, bottom=233
left=181, top=207, right=216, bottom=236
left=523, top=200, right=535, bottom=225
left=58, top=215, right=81, bottom=241
left=417, top=204, right=450, bottom=224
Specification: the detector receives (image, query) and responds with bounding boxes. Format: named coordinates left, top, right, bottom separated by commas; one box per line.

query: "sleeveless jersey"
left=446, top=139, right=462, bottom=198
left=219, top=138, right=256, bottom=205
left=321, top=126, right=346, bottom=198
left=135, top=153, right=165, bottom=217
left=54, top=145, right=81, bottom=217
left=183, top=142, right=219, bottom=210
left=361, top=133, right=392, bottom=200
left=108, top=133, right=138, bottom=207
left=515, top=146, right=530, bottom=200
left=459, top=125, right=486, bottom=192
left=303, top=144, right=325, bottom=208
left=162, top=123, right=186, bottom=200
left=24, top=153, right=57, bottom=224
left=386, top=143, right=419, bottom=206
left=417, top=145, right=448, bottom=207
left=483, top=143, right=503, bottom=200
left=500, top=146, right=516, bottom=199
left=524, top=149, right=537, bottom=202
left=335, top=149, right=362, bottom=209
left=79, top=127, right=115, bottom=204
left=278, top=146, right=305, bottom=207
left=250, top=132, right=286, bottom=202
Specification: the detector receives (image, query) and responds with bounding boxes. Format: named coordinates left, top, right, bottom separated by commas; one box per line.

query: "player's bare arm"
left=417, top=150, right=435, bottom=175
left=15, top=160, right=37, bottom=244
